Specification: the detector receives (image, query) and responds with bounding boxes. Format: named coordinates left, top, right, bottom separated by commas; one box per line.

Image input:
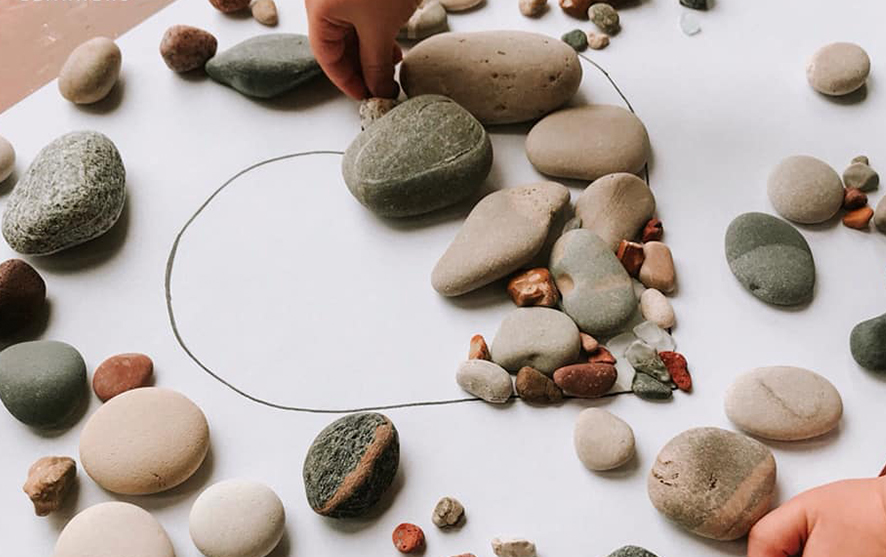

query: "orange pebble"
left=392, top=523, right=425, bottom=553
left=843, top=206, right=874, bottom=229
left=659, top=351, right=692, bottom=392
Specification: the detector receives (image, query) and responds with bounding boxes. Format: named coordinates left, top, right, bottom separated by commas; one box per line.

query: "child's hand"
left=305, top=0, right=418, bottom=99
left=748, top=477, right=886, bottom=556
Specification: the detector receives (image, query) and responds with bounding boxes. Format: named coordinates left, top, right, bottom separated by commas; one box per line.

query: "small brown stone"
left=515, top=366, right=563, bottom=403
left=639, top=241, right=676, bottom=293
left=452, top=554, right=477, bottom=557
left=843, top=206, right=874, bottom=230
left=468, top=334, right=491, bottom=360
left=642, top=218, right=663, bottom=242
left=552, top=363, right=617, bottom=397
left=92, top=353, right=154, bottom=402
left=579, top=332, right=599, bottom=353
left=587, top=346, right=616, bottom=365
left=507, top=268, right=560, bottom=307
left=519, top=0, right=547, bottom=16
left=209, top=0, right=250, bottom=12
left=843, top=187, right=868, bottom=210
left=559, top=0, right=592, bottom=18
left=0, top=259, right=46, bottom=337
left=392, top=523, right=425, bottom=553
left=160, top=25, right=218, bottom=73
left=616, top=239, right=645, bottom=277
left=251, top=0, right=279, bottom=26
left=22, top=456, right=76, bottom=516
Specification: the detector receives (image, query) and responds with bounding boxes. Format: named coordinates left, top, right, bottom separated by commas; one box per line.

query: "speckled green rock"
left=724, top=212, right=815, bottom=306
left=342, top=95, right=492, bottom=217
left=205, top=34, right=321, bottom=98
left=626, top=341, right=670, bottom=382
left=631, top=372, right=672, bottom=401
left=561, top=29, right=588, bottom=51
left=303, top=412, right=399, bottom=518
left=850, top=312, right=886, bottom=371
left=607, top=546, right=658, bottom=557
left=0, top=341, right=86, bottom=428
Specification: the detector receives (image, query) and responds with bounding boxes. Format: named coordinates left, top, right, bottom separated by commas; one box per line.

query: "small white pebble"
left=492, top=537, right=537, bottom=557
left=359, top=98, right=398, bottom=130
left=680, top=12, right=701, bottom=36
left=640, top=288, right=676, bottom=329
left=587, top=32, right=610, bottom=50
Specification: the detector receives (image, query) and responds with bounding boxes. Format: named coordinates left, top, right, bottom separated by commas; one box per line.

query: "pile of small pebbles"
left=22, top=456, right=76, bottom=516
left=492, top=537, right=536, bottom=557
left=251, top=0, right=279, bottom=26
left=838, top=156, right=880, bottom=230
left=92, top=353, right=153, bottom=402
left=561, top=29, right=588, bottom=52
left=850, top=311, right=886, bottom=371
left=54, top=502, right=174, bottom=557
left=58, top=37, right=121, bottom=105
left=392, top=523, right=425, bottom=553
left=807, top=42, right=871, bottom=96
left=399, top=0, right=448, bottom=40
left=589, top=3, right=619, bottom=34
left=519, top=0, right=547, bottom=17
left=0, top=135, right=14, bottom=183
left=160, top=25, right=218, bottom=73
left=0, top=259, right=46, bottom=337
left=432, top=496, right=465, bottom=528
left=574, top=408, right=635, bottom=470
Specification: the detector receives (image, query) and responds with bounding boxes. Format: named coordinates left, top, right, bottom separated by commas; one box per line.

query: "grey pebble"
left=679, top=0, right=707, bottom=9
left=631, top=371, right=672, bottom=401
left=432, top=496, right=465, bottom=528
left=850, top=312, right=886, bottom=371
left=843, top=162, right=879, bottom=192
left=561, top=29, right=588, bottom=52
left=625, top=340, right=670, bottom=382
left=589, top=3, right=619, bottom=34
left=607, top=546, right=658, bottom=557
left=490, top=307, right=581, bottom=375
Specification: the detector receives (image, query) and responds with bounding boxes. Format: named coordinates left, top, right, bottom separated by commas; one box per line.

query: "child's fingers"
left=308, top=19, right=368, bottom=100
left=356, top=29, right=399, bottom=99
left=747, top=498, right=808, bottom=557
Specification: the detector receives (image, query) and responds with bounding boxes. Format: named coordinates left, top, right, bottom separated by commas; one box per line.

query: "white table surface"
left=2, top=0, right=886, bottom=555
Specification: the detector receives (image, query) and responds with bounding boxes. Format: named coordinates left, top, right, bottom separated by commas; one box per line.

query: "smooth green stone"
left=632, top=372, right=672, bottom=401
left=561, top=29, right=588, bottom=52
left=205, top=34, right=321, bottom=99
left=607, top=546, right=658, bottom=557
left=724, top=212, right=815, bottom=306
left=342, top=95, right=492, bottom=218
left=680, top=0, right=708, bottom=9
left=303, top=412, right=399, bottom=518
left=626, top=341, right=670, bottom=382
left=0, top=340, right=86, bottom=428
left=850, top=312, right=886, bottom=371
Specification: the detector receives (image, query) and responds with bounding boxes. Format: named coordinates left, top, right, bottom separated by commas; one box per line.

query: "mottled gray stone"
left=631, top=372, right=672, bottom=401
left=589, top=3, right=620, bottom=33
left=2, top=131, right=125, bottom=255
left=549, top=229, right=636, bottom=335
left=724, top=212, right=815, bottom=306
left=303, top=413, right=399, bottom=518
left=342, top=95, right=492, bottom=218
left=843, top=161, right=879, bottom=192
left=490, top=307, right=581, bottom=375
left=625, top=341, right=670, bottom=382
left=607, top=546, right=658, bottom=557
left=561, top=29, right=588, bottom=51
left=0, top=341, right=86, bottom=428
left=205, top=34, right=321, bottom=98
left=648, top=427, right=776, bottom=540
left=850, top=312, right=886, bottom=371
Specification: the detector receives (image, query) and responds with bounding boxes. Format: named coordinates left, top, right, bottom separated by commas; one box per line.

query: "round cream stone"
left=0, top=135, right=14, bottom=183
left=807, top=42, right=870, bottom=96
left=640, top=288, right=675, bottom=329
left=58, top=37, right=122, bottom=104
left=54, top=502, right=174, bottom=557
left=767, top=155, right=844, bottom=224
left=574, top=408, right=635, bottom=471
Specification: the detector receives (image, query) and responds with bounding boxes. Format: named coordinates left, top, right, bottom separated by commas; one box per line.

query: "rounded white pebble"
left=640, top=288, right=675, bottom=329
left=58, top=37, right=122, bottom=104
left=807, top=42, right=870, bottom=96
left=456, top=359, right=513, bottom=403
left=574, top=408, right=635, bottom=471
left=492, top=537, right=537, bottom=557
left=190, top=479, right=286, bottom=557
left=54, top=502, right=174, bottom=557
left=767, top=155, right=844, bottom=224
left=0, top=135, right=14, bottom=183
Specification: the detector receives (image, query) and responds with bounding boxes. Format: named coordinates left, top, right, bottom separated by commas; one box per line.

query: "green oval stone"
left=850, top=312, right=886, bottom=371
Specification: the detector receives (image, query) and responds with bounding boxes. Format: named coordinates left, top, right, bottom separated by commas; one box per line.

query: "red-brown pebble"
left=0, top=259, right=46, bottom=336
left=587, top=346, right=616, bottom=365
left=92, top=353, right=154, bottom=402
left=552, top=363, right=616, bottom=397
left=209, top=0, right=250, bottom=12
left=392, top=523, right=425, bottom=553
left=659, top=351, right=692, bottom=392
left=515, top=366, right=563, bottom=403
left=507, top=268, right=560, bottom=307
left=468, top=334, right=490, bottom=360
left=616, top=240, right=645, bottom=277
left=843, top=187, right=868, bottom=210
left=160, top=25, right=218, bottom=73
left=642, top=218, right=663, bottom=242
left=843, top=206, right=874, bottom=229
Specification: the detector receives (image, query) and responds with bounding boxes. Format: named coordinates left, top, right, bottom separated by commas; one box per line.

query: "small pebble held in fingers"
left=617, top=240, right=645, bottom=277
left=659, top=351, right=691, bottom=392
left=251, top=0, right=278, bottom=26
left=23, top=456, right=76, bottom=516
left=843, top=187, right=868, bottom=210
left=492, top=537, right=536, bottom=557
left=392, top=523, right=425, bottom=553
left=209, top=0, right=250, bottom=12
left=468, top=334, right=491, bottom=360
left=561, top=29, right=588, bottom=52
left=0, top=259, right=46, bottom=337
left=507, top=268, right=559, bottom=307
left=587, top=32, right=610, bottom=50
left=553, top=363, right=617, bottom=397
left=642, top=218, right=663, bottom=242
left=843, top=206, right=873, bottom=229
left=432, top=496, right=465, bottom=528
left=843, top=161, right=879, bottom=192
left=515, top=366, right=563, bottom=403
left=92, top=353, right=154, bottom=402
left=160, top=25, right=218, bottom=73
left=519, top=0, right=547, bottom=16
left=588, top=3, right=619, bottom=34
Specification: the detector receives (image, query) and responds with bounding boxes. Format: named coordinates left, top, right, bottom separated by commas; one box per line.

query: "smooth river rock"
left=92, top=353, right=154, bottom=401
left=575, top=173, right=656, bottom=251
left=807, top=42, right=870, bottom=96
left=844, top=161, right=879, bottom=192
left=725, top=366, right=843, bottom=441
left=456, top=359, right=513, bottom=403
left=553, top=362, right=616, bottom=397
left=343, top=95, right=492, bottom=218
left=439, top=0, right=483, bottom=11
left=850, top=312, right=886, bottom=371
left=54, top=502, right=174, bottom=557
left=206, top=34, right=321, bottom=98
left=490, top=307, right=581, bottom=375
left=160, top=25, right=218, bottom=73
left=574, top=408, right=635, bottom=470
left=0, top=259, right=46, bottom=336
left=58, top=37, right=122, bottom=104
left=303, top=412, right=400, bottom=518
left=432, top=182, right=569, bottom=296
left=549, top=229, right=636, bottom=335
left=725, top=212, right=815, bottom=306
left=0, top=340, right=86, bottom=428
left=767, top=155, right=844, bottom=224
left=648, top=427, right=776, bottom=540
left=80, top=387, right=210, bottom=495
left=526, top=106, right=650, bottom=181
left=400, top=31, right=582, bottom=125
left=0, top=134, right=14, bottom=182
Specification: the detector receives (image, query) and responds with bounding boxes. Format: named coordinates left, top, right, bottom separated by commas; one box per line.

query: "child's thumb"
left=357, top=30, right=399, bottom=99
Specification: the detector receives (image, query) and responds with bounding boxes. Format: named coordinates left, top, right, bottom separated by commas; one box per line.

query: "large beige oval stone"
left=575, top=173, right=656, bottom=251
left=400, top=31, right=582, bottom=125
left=807, top=42, right=870, bottom=96
left=58, top=37, right=122, bottom=104
left=767, top=155, right=843, bottom=224
left=54, top=502, right=174, bottom=557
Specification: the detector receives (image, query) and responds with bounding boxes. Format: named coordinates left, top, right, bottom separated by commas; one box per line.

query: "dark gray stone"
left=632, top=372, right=672, bottom=401
left=607, top=546, right=658, bottom=557
left=724, top=212, right=815, bottom=306
left=0, top=341, right=86, bottom=428
left=205, top=34, right=321, bottom=99
left=0, top=259, right=45, bottom=337
left=342, top=95, right=492, bottom=218
left=2, top=131, right=125, bottom=255
left=850, top=312, right=886, bottom=371
left=303, top=412, right=399, bottom=518
left=680, top=0, right=707, bottom=9
left=561, top=29, right=588, bottom=52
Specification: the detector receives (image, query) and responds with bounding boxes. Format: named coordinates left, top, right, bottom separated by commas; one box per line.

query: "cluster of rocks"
left=561, top=3, right=620, bottom=52
left=208, top=0, right=279, bottom=26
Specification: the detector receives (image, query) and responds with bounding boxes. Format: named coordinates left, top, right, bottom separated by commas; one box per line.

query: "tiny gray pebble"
left=852, top=155, right=870, bottom=165
left=850, top=312, right=886, bottom=371
left=632, top=372, right=673, bottom=400
left=561, top=29, right=588, bottom=52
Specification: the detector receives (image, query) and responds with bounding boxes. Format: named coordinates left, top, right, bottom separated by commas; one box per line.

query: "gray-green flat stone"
left=724, top=212, right=815, bottom=306
left=631, top=372, right=672, bottom=400
left=625, top=340, right=670, bottom=382
left=550, top=229, right=636, bottom=335
left=561, top=29, right=588, bottom=51
left=2, top=131, right=125, bottom=255
left=342, top=95, right=492, bottom=218
left=850, top=312, right=886, bottom=371
left=607, top=546, right=658, bottom=557
left=303, top=412, right=399, bottom=518
left=0, top=340, right=86, bottom=428
left=205, top=34, right=321, bottom=99
left=490, top=307, right=581, bottom=375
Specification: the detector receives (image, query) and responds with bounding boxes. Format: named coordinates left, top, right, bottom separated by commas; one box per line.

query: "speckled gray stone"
left=648, top=427, right=776, bottom=541
left=303, top=413, right=399, bottom=518
left=342, top=95, right=492, bottom=218
left=490, top=307, right=581, bottom=375
left=549, top=229, right=636, bottom=335
left=631, top=372, right=672, bottom=401
left=767, top=155, right=843, bottom=224
left=625, top=341, right=670, bottom=382
left=850, top=312, right=886, bottom=371
left=589, top=3, right=619, bottom=33
left=0, top=341, right=86, bottom=428
left=2, top=131, right=125, bottom=255
left=607, top=546, right=658, bottom=557
left=561, top=29, right=588, bottom=51
left=725, top=212, right=815, bottom=306
left=205, top=34, right=321, bottom=98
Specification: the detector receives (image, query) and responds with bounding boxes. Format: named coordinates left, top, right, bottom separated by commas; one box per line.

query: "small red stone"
left=642, top=218, right=664, bottom=242
left=552, top=363, right=617, bottom=398
left=92, top=353, right=154, bottom=402
left=659, top=351, right=692, bottom=392
left=587, top=346, right=616, bottom=365
left=616, top=240, right=645, bottom=277
left=392, top=523, right=425, bottom=553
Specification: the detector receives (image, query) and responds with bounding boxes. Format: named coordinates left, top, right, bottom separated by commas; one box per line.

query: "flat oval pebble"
left=160, top=25, right=218, bottom=73
left=725, top=366, right=842, bottom=441
left=54, top=502, right=174, bottom=557
left=807, top=42, right=870, bottom=96
left=850, top=312, right=886, bottom=371
left=767, top=155, right=843, bottom=224
left=456, top=359, right=513, bottom=403
left=189, top=479, right=285, bottom=557
left=725, top=212, right=815, bottom=306
left=251, top=0, right=278, bottom=26
left=206, top=34, right=321, bottom=98
left=639, top=288, right=674, bottom=329
left=607, top=546, right=658, bottom=557
left=2, top=131, right=126, bottom=255
left=549, top=229, right=636, bottom=335
left=343, top=95, right=492, bottom=218
left=574, top=408, right=635, bottom=470
left=58, top=37, right=121, bottom=104
left=575, top=173, right=656, bottom=251
left=0, top=134, right=14, bottom=183
left=80, top=387, right=210, bottom=495
left=92, top=353, right=153, bottom=402
left=527, top=106, right=650, bottom=181
left=648, top=427, right=776, bottom=540
left=432, top=182, right=569, bottom=296
left=398, top=0, right=448, bottom=39
left=515, top=366, right=563, bottom=403
left=303, top=412, right=399, bottom=518
left=490, top=307, right=581, bottom=375
left=638, top=241, right=676, bottom=293
left=0, top=259, right=46, bottom=336
left=553, top=363, right=616, bottom=397
left=0, top=340, right=86, bottom=428
left=400, top=31, right=582, bottom=125
left=439, top=0, right=483, bottom=11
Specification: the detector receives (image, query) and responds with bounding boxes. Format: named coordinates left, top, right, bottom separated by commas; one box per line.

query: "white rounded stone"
left=0, top=135, right=14, bottom=183
left=640, top=288, right=675, bottom=329
left=767, top=155, right=844, bottom=224
left=58, top=37, right=122, bottom=104
left=575, top=173, right=656, bottom=251
left=456, top=359, right=513, bottom=403
left=807, top=42, right=870, bottom=96
left=54, top=502, right=174, bottom=557
left=574, top=408, right=635, bottom=471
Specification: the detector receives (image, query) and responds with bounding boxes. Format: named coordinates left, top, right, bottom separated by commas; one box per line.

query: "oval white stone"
left=767, top=155, right=843, bottom=224
left=54, top=502, right=174, bottom=557
left=807, top=42, right=870, bottom=96
left=640, top=288, right=675, bottom=329
left=574, top=408, right=635, bottom=471
left=456, top=359, right=513, bottom=403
